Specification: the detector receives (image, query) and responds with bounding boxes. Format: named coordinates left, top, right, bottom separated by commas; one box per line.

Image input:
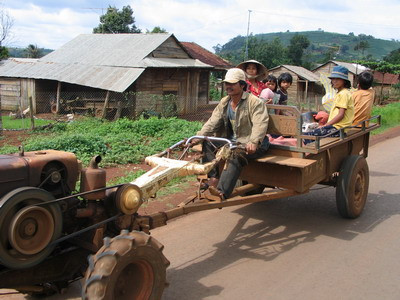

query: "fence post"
left=101, top=90, right=110, bottom=119
left=56, top=82, right=61, bottom=113
left=29, top=96, right=35, bottom=130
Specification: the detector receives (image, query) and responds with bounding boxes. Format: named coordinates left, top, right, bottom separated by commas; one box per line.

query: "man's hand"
left=190, top=138, right=202, bottom=146
left=245, top=143, right=257, bottom=155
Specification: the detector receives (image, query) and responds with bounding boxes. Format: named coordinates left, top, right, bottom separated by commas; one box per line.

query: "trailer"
left=0, top=104, right=380, bottom=299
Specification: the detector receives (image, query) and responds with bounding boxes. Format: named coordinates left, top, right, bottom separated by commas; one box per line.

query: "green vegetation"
left=0, top=117, right=202, bottom=166
left=215, top=30, right=400, bottom=67
left=372, top=102, right=400, bottom=134
left=93, top=5, right=141, bottom=33
left=2, top=115, right=54, bottom=129
left=8, top=47, right=53, bottom=58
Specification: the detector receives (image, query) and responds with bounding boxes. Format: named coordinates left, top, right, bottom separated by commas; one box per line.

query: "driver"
left=197, top=68, right=270, bottom=200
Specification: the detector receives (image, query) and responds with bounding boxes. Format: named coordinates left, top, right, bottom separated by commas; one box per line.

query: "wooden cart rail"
left=265, top=104, right=381, bottom=155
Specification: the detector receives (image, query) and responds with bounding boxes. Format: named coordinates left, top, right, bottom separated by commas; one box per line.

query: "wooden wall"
left=151, top=37, right=190, bottom=59
left=135, top=68, right=205, bottom=115
left=0, top=78, right=36, bottom=112
left=198, top=71, right=209, bottom=106
left=269, top=67, right=324, bottom=109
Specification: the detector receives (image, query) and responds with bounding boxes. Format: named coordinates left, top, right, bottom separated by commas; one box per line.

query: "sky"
left=2, top=0, right=400, bottom=52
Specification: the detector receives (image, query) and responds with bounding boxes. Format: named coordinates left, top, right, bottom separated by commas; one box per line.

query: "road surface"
left=1, top=135, right=400, bottom=299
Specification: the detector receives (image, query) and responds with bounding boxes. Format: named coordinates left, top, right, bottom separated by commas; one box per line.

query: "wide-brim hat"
left=222, top=68, right=246, bottom=83
left=236, top=60, right=268, bottom=81
left=328, top=65, right=350, bottom=82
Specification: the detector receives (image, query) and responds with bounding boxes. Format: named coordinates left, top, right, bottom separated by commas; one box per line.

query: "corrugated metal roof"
left=41, top=33, right=173, bottom=67
left=0, top=59, right=144, bottom=92
left=332, top=61, right=367, bottom=75
left=270, top=65, right=320, bottom=82
left=0, top=33, right=215, bottom=92
left=140, top=57, right=212, bottom=68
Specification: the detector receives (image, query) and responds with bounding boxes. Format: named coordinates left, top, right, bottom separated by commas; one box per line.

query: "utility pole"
left=244, top=10, right=252, bottom=60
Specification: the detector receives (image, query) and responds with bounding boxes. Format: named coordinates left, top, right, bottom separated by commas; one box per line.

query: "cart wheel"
left=50, top=103, right=57, bottom=114
left=83, top=230, right=170, bottom=300
left=336, top=155, right=369, bottom=218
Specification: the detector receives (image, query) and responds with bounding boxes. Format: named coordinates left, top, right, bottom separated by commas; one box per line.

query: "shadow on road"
left=163, top=188, right=400, bottom=299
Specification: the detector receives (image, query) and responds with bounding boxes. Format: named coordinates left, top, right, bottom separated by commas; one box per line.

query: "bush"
left=0, top=117, right=202, bottom=166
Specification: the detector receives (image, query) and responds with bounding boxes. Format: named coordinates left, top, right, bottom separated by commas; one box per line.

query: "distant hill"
left=216, top=30, right=400, bottom=66
left=7, top=47, right=53, bottom=58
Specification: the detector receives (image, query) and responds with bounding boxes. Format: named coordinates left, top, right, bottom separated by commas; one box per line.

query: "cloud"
left=4, top=0, right=400, bottom=51
left=7, top=4, right=98, bottom=48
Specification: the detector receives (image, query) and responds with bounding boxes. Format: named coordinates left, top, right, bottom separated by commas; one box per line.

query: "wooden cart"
left=137, top=104, right=381, bottom=231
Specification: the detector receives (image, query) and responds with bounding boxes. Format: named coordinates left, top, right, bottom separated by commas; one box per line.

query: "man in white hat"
left=197, top=68, right=270, bottom=200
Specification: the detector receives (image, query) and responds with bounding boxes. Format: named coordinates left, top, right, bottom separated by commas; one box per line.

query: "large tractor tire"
left=83, top=230, right=170, bottom=300
left=0, top=187, right=62, bottom=269
left=336, top=155, right=369, bottom=219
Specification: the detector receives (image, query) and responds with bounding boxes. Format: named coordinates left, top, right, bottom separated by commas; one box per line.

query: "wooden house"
left=268, top=65, right=324, bottom=108
left=0, top=33, right=215, bottom=117
left=371, top=71, right=399, bottom=99
left=181, top=42, right=232, bottom=106
left=312, top=60, right=367, bottom=87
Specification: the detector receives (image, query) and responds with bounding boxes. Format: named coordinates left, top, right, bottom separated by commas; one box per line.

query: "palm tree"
left=24, top=44, right=43, bottom=58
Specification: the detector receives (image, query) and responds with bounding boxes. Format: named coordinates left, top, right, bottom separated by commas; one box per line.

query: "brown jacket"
left=198, top=92, right=269, bottom=146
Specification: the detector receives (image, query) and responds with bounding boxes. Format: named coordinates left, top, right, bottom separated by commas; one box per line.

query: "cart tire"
left=83, top=230, right=170, bottom=300
left=336, top=155, right=369, bottom=218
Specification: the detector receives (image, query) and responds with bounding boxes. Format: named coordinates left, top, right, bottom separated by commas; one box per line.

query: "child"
left=236, top=60, right=267, bottom=97
left=260, top=75, right=279, bottom=104
left=352, top=71, right=375, bottom=126
left=303, top=65, right=354, bottom=144
left=276, top=72, right=293, bottom=115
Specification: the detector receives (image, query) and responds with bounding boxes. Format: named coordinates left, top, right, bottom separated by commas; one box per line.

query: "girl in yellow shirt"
left=304, top=65, right=354, bottom=144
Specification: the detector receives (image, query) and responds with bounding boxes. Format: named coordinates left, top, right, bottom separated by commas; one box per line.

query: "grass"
left=2, top=115, right=54, bottom=130
left=371, top=102, right=400, bottom=135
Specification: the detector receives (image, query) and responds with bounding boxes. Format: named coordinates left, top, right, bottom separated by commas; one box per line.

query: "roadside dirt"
left=1, top=125, right=400, bottom=215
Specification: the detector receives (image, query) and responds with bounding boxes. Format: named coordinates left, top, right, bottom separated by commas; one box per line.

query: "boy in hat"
left=196, top=68, right=270, bottom=200
left=304, top=65, right=354, bottom=144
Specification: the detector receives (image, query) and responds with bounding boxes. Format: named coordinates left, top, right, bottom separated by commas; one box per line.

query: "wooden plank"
left=0, top=90, right=20, bottom=97
left=0, top=85, right=21, bottom=91
left=255, top=154, right=316, bottom=168
left=268, top=114, right=299, bottom=136
left=0, top=80, right=20, bottom=85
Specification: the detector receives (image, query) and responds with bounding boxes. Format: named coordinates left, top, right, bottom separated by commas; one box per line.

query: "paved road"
left=1, top=135, right=400, bottom=299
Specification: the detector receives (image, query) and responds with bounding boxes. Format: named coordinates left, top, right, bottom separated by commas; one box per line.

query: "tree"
left=24, top=44, right=43, bottom=58
left=93, top=5, right=141, bottom=33
left=287, top=34, right=310, bottom=66
left=146, top=26, right=167, bottom=33
left=244, top=36, right=288, bottom=69
left=354, top=40, right=370, bottom=57
left=356, top=60, right=400, bottom=104
left=384, top=48, right=400, bottom=64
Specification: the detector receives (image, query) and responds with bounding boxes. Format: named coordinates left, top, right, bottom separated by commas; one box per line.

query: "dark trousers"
left=303, top=125, right=340, bottom=145
left=202, top=138, right=269, bottom=198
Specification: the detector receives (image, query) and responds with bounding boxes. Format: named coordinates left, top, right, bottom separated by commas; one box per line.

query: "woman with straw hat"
left=236, top=60, right=268, bottom=97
